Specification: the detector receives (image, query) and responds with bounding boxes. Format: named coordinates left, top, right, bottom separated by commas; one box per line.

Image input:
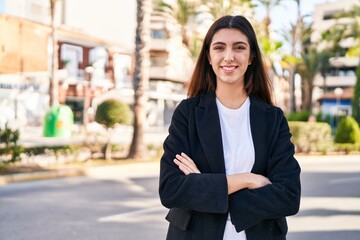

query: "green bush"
left=95, top=99, right=131, bottom=128
left=286, top=111, right=311, bottom=122
left=352, top=65, right=360, bottom=125
left=24, top=145, right=73, bottom=160
left=316, top=112, right=332, bottom=124
left=0, top=124, right=24, bottom=165
left=289, top=121, right=333, bottom=153
left=334, top=116, right=360, bottom=144
left=95, top=99, right=132, bottom=160
left=333, top=143, right=360, bottom=154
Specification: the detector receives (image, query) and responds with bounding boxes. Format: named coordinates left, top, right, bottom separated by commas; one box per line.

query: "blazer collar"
left=195, top=91, right=226, bottom=173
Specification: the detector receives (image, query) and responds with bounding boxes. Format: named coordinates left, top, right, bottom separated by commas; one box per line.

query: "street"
left=288, top=155, right=360, bottom=240
left=0, top=155, right=360, bottom=240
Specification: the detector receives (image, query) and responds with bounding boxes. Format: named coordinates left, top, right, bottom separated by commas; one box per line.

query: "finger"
left=176, top=154, right=190, bottom=164
left=181, top=152, right=196, bottom=164
left=173, top=159, right=192, bottom=175
left=176, top=154, right=198, bottom=173
left=180, top=153, right=200, bottom=173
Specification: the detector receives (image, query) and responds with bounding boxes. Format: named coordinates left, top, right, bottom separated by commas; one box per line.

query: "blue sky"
left=255, top=0, right=331, bottom=34
left=254, top=0, right=331, bottom=55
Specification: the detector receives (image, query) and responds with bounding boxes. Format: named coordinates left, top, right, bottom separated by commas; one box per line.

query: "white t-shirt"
left=216, top=97, right=255, bottom=240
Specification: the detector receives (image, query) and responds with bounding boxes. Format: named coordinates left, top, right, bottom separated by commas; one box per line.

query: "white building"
left=0, top=0, right=192, bottom=129
left=312, top=0, right=359, bottom=96
left=94, top=11, right=194, bottom=128
left=311, top=0, right=359, bottom=117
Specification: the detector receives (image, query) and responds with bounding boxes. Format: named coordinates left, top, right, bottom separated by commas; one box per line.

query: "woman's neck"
left=216, top=84, right=248, bottom=109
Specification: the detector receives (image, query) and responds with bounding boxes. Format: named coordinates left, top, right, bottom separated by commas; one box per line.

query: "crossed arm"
left=174, top=152, right=271, bottom=195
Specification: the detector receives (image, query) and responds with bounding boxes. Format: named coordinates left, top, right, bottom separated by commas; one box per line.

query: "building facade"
left=0, top=0, right=134, bottom=128
left=93, top=11, right=193, bottom=128
left=0, top=0, right=192, bottom=130
left=311, top=0, right=359, bottom=116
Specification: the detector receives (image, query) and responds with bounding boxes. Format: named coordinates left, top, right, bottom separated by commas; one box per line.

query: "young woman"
left=159, top=15, right=301, bottom=240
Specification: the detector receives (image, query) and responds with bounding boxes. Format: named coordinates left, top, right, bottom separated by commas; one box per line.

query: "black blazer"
left=159, top=91, right=301, bottom=240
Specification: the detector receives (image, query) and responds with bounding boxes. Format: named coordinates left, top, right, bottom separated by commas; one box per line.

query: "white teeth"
left=223, top=66, right=235, bottom=71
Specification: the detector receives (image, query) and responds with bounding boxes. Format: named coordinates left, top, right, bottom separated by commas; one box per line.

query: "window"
left=323, top=10, right=342, bottom=20
left=151, top=29, right=168, bottom=39
left=328, top=67, right=356, bottom=76
left=61, top=44, right=83, bottom=78
left=151, top=57, right=167, bottom=67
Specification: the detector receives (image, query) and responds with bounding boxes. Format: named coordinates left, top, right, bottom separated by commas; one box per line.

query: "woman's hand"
left=173, top=152, right=201, bottom=175
left=246, top=173, right=271, bottom=189
left=227, top=173, right=271, bottom=194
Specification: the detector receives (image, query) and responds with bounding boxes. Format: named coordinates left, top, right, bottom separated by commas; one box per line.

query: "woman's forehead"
left=211, top=28, right=249, bottom=45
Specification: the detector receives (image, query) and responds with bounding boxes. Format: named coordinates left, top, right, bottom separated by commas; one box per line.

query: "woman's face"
left=208, top=28, right=252, bottom=87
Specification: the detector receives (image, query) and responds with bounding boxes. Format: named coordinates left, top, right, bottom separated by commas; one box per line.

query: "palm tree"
left=154, top=0, right=197, bottom=47
left=297, top=46, right=322, bottom=111
left=199, top=0, right=253, bottom=21
left=49, top=0, right=60, bottom=106
left=280, top=0, right=302, bottom=112
left=254, top=0, right=283, bottom=38
left=318, top=50, right=332, bottom=94
left=128, top=0, right=152, bottom=159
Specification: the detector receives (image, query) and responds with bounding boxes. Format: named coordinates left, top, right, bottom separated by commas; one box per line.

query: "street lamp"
left=334, top=87, right=343, bottom=128
left=334, top=87, right=343, bottom=111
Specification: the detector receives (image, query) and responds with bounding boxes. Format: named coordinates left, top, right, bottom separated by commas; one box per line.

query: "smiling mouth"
left=221, top=66, right=237, bottom=71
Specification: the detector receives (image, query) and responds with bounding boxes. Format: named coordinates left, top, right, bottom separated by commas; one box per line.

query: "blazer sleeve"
left=159, top=100, right=229, bottom=213
left=229, top=108, right=301, bottom=232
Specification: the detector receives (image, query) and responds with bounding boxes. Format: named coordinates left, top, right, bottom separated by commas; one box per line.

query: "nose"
left=224, top=48, right=234, bottom=62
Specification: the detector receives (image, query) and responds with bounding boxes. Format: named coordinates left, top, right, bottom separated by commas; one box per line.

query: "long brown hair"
left=187, top=15, right=273, bottom=105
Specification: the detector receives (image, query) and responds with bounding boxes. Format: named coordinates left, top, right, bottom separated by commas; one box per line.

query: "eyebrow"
left=211, top=41, right=249, bottom=46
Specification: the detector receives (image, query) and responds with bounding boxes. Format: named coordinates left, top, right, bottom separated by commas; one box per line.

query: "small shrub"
left=289, top=121, right=333, bottom=153
left=316, top=112, right=331, bottom=124
left=334, top=143, right=360, bottom=154
left=95, top=99, right=132, bottom=160
left=0, top=124, right=24, bottom=165
left=334, top=116, right=360, bottom=144
left=95, top=99, right=131, bottom=128
left=286, top=111, right=311, bottom=122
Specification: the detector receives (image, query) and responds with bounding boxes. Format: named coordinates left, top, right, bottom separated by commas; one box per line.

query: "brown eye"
left=234, top=45, right=246, bottom=51
left=213, top=46, right=224, bottom=51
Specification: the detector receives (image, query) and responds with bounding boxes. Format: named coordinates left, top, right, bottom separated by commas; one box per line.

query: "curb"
left=0, top=167, right=86, bottom=186
left=0, top=161, right=161, bottom=186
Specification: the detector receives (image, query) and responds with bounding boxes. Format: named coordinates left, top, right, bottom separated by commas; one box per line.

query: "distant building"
left=93, top=11, right=193, bottom=128
left=311, top=0, right=359, bottom=115
left=0, top=0, right=132, bottom=127
left=0, top=1, right=192, bottom=129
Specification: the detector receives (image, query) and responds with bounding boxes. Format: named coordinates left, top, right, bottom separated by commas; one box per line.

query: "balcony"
left=314, top=74, right=357, bottom=88
left=150, top=66, right=188, bottom=83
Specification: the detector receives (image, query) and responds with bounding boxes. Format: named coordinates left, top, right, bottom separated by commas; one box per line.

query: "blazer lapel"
left=195, top=92, right=226, bottom=174
left=249, top=95, right=268, bottom=174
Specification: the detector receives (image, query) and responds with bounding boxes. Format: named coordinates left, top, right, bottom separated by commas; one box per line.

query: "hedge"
left=288, top=121, right=333, bottom=154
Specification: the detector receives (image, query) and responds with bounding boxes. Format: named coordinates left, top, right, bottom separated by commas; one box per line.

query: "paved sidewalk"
left=0, top=160, right=160, bottom=185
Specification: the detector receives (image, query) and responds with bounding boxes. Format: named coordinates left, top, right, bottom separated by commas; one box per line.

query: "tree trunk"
left=104, top=128, right=112, bottom=160
left=49, top=0, right=59, bottom=107
left=302, top=78, right=312, bottom=111
left=288, top=66, right=296, bottom=112
left=288, top=0, right=302, bottom=113
left=128, top=0, right=152, bottom=159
